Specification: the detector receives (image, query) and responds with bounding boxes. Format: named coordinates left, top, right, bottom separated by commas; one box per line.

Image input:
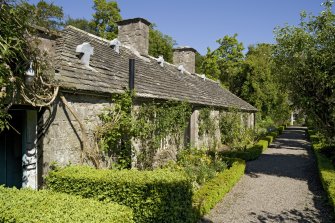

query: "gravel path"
left=202, top=126, right=334, bottom=223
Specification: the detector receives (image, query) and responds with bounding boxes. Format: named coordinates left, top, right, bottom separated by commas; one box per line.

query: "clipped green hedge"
left=278, top=126, right=285, bottom=134
left=257, top=139, right=269, bottom=150
left=0, top=186, right=133, bottom=223
left=220, top=136, right=272, bottom=161
left=193, top=158, right=246, bottom=217
left=269, top=131, right=279, bottom=139
left=264, top=135, right=274, bottom=144
left=47, top=166, right=194, bottom=223
left=219, top=145, right=262, bottom=161
left=308, top=131, right=335, bottom=213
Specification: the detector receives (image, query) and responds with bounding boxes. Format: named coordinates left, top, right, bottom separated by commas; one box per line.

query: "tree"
left=65, top=17, right=96, bottom=34
left=214, top=34, right=245, bottom=91
left=200, top=48, right=220, bottom=80
left=92, top=0, right=121, bottom=40
left=148, top=24, right=175, bottom=63
left=241, top=44, right=290, bottom=123
left=195, top=52, right=204, bottom=74
left=0, top=1, right=57, bottom=131
left=20, top=0, right=64, bottom=30
left=274, top=0, right=335, bottom=138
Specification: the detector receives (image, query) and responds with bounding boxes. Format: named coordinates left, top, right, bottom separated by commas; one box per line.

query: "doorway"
left=0, top=110, right=25, bottom=188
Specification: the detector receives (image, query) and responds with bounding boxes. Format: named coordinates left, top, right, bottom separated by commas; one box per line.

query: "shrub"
left=310, top=135, right=320, bottom=144
left=269, top=131, right=279, bottom=138
left=46, top=166, right=194, bottom=223
left=278, top=126, right=285, bottom=134
left=176, top=147, right=227, bottom=186
left=220, top=135, right=271, bottom=161
left=0, top=186, right=133, bottom=223
left=264, top=135, right=274, bottom=144
left=256, top=139, right=269, bottom=151
left=219, top=145, right=262, bottom=161
left=308, top=131, right=335, bottom=214
left=192, top=158, right=246, bottom=217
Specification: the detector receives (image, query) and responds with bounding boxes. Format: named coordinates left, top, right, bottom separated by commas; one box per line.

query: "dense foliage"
left=0, top=186, right=134, bottom=223
left=149, top=24, right=175, bottom=63
left=46, top=166, right=194, bottom=223
left=134, top=100, right=192, bottom=169
left=242, top=44, right=290, bottom=123
left=274, top=0, right=335, bottom=139
left=20, top=0, right=64, bottom=30
left=199, top=36, right=290, bottom=127
left=219, top=128, right=283, bottom=161
left=97, top=91, right=192, bottom=169
left=95, top=92, right=134, bottom=169
left=165, top=147, right=227, bottom=188
left=0, top=1, right=53, bottom=131
left=308, top=129, right=335, bottom=213
left=192, top=158, right=245, bottom=216
left=219, top=110, right=256, bottom=149
left=198, top=107, right=217, bottom=149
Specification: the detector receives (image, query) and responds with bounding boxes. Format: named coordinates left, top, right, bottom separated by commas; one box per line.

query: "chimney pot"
left=117, top=18, right=151, bottom=55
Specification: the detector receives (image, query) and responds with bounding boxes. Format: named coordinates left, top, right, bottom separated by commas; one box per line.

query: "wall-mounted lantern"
left=25, top=61, right=35, bottom=85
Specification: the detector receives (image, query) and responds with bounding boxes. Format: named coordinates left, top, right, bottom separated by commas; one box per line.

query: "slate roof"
left=54, top=26, right=257, bottom=112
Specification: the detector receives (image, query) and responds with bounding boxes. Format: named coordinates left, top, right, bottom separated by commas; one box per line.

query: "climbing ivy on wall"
left=96, top=92, right=192, bottom=169
left=198, top=108, right=215, bottom=137
left=198, top=107, right=217, bottom=150
left=134, top=100, right=192, bottom=169
left=219, top=109, right=255, bottom=149
left=95, top=91, right=134, bottom=169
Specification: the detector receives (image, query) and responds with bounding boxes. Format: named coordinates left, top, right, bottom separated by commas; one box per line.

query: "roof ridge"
left=65, top=25, right=110, bottom=44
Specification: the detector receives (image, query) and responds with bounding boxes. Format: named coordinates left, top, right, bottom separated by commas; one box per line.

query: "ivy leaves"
left=133, top=100, right=192, bottom=169
left=97, top=92, right=192, bottom=169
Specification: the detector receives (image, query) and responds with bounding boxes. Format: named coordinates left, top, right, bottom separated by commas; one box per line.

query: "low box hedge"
left=264, top=135, right=274, bottom=144
left=46, top=166, right=194, bottom=223
left=308, top=131, right=335, bottom=213
left=0, top=186, right=133, bottom=223
left=257, top=139, right=269, bottom=150
left=193, top=158, right=246, bottom=217
left=219, top=145, right=262, bottom=161
left=220, top=136, right=272, bottom=161
left=278, top=126, right=285, bottom=134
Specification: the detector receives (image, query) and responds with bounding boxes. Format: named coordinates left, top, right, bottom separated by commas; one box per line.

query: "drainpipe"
left=129, top=59, right=135, bottom=91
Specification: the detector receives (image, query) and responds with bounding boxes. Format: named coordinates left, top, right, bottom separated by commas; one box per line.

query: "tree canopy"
left=148, top=24, right=176, bottom=63
left=20, top=0, right=64, bottom=30
left=274, top=0, right=335, bottom=138
left=0, top=0, right=55, bottom=130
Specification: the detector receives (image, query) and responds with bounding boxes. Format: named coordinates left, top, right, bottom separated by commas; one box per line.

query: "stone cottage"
left=0, top=18, right=257, bottom=189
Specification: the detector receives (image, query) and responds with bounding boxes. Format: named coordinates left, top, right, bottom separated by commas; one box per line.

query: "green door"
left=0, top=110, right=24, bottom=188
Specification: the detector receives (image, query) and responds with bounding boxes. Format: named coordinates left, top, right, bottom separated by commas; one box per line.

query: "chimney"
left=173, top=47, right=197, bottom=74
left=117, top=18, right=151, bottom=55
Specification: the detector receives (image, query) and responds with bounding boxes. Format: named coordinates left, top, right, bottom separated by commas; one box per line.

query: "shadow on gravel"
left=199, top=127, right=334, bottom=223
left=245, top=126, right=334, bottom=223
left=249, top=208, right=331, bottom=223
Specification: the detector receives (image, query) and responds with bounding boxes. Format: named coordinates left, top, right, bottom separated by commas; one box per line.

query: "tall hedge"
left=0, top=186, right=133, bottom=223
left=46, top=166, right=194, bottom=223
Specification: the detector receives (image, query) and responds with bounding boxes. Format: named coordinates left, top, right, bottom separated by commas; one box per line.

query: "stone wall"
left=40, top=93, right=255, bottom=178
left=190, top=109, right=222, bottom=150
left=40, top=93, right=112, bottom=178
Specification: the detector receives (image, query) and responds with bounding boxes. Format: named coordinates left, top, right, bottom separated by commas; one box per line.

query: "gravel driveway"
left=202, top=126, right=334, bottom=223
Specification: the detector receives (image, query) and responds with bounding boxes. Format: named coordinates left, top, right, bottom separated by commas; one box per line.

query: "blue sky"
left=29, top=0, right=325, bottom=55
